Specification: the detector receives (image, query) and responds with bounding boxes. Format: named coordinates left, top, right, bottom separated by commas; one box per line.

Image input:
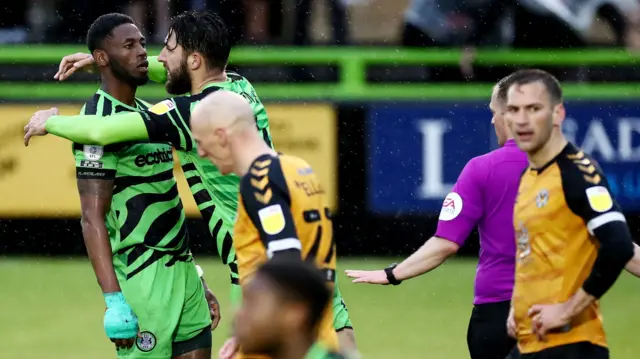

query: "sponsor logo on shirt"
left=258, top=204, right=286, bottom=235
left=438, top=192, right=463, bottom=221
left=586, top=186, right=613, bottom=213
left=134, top=149, right=173, bottom=167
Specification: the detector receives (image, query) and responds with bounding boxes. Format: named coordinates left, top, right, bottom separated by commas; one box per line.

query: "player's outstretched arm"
left=24, top=108, right=150, bottom=146
left=345, top=236, right=459, bottom=284
left=77, top=178, right=139, bottom=348
left=347, top=157, right=484, bottom=284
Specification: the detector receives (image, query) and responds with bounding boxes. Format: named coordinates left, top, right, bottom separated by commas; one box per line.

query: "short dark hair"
left=169, top=10, right=230, bottom=71
left=256, top=260, right=331, bottom=330
left=498, top=69, right=563, bottom=104
left=86, top=13, right=135, bottom=53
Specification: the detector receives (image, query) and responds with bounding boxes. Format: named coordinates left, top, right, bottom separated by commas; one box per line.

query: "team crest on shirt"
left=149, top=99, right=175, bottom=115
left=535, top=189, right=549, bottom=208
left=258, top=204, right=286, bottom=235
left=586, top=186, right=613, bottom=213
left=438, top=192, right=463, bottom=221
left=136, top=331, right=156, bottom=352
left=83, top=145, right=104, bottom=161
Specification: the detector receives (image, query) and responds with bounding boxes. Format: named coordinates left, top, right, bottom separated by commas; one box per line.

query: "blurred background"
left=2, top=1, right=640, bottom=358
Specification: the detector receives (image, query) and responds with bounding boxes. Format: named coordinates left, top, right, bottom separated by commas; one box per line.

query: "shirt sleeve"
left=72, top=106, right=118, bottom=180
left=561, top=156, right=635, bottom=298
left=147, top=56, right=167, bottom=84
left=141, top=96, right=194, bottom=151
left=239, top=156, right=302, bottom=259
left=434, top=157, right=486, bottom=246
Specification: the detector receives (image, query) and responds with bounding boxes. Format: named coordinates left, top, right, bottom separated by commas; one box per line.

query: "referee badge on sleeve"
left=439, top=192, right=463, bottom=221
left=586, top=186, right=613, bottom=213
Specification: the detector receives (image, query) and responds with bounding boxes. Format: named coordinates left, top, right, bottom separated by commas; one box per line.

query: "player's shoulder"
left=556, top=142, right=607, bottom=190
left=556, top=142, right=616, bottom=212
left=134, top=98, right=152, bottom=110
left=240, top=153, right=284, bottom=196
left=226, top=71, right=247, bottom=82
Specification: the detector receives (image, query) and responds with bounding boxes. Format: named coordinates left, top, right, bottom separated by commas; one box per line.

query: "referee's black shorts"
left=507, top=342, right=609, bottom=359
left=467, top=300, right=516, bottom=359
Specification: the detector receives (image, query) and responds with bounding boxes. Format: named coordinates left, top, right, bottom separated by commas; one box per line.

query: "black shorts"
left=510, top=342, right=608, bottom=359
left=467, top=300, right=516, bottom=359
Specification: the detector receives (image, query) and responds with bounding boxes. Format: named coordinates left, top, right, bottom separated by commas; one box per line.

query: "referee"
left=346, top=73, right=527, bottom=359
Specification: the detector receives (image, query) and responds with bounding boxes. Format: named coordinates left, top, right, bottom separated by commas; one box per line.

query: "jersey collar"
left=96, top=89, right=141, bottom=111
left=201, top=77, right=233, bottom=92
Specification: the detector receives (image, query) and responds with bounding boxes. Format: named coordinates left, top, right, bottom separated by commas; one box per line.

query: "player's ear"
left=552, top=103, right=565, bottom=126
left=93, top=50, right=109, bottom=67
left=188, top=53, right=202, bottom=71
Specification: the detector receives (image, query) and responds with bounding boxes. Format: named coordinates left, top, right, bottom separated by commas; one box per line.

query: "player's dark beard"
left=111, top=59, right=149, bottom=87
left=166, top=58, right=192, bottom=95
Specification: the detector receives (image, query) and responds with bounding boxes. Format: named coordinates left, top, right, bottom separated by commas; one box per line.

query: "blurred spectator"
left=514, top=0, right=640, bottom=49
left=402, top=0, right=512, bottom=80
left=294, top=0, right=349, bottom=45
left=0, top=2, right=29, bottom=43
left=123, top=0, right=171, bottom=43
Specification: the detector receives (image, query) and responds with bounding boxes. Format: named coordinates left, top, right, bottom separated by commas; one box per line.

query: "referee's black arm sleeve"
left=582, top=221, right=634, bottom=299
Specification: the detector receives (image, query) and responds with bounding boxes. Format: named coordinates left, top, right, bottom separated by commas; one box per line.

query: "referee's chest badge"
left=136, top=331, right=156, bottom=352
left=535, top=189, right=549, bottom=208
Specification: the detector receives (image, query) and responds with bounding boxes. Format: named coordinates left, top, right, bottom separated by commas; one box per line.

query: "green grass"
left=0, top=258, right=639, bottom=359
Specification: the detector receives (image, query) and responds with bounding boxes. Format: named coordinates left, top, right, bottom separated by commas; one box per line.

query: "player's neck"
left=528, top=131, right=568, bottom=169
left=100, top=79, right=137, bottom=107
left=191, top=70, right=227, bottom=94
left=233, top=133, right=276, bottom=177
left=274, top=336, right=314, bottom=359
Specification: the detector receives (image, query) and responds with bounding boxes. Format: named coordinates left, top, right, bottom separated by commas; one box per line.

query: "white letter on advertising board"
left=416, top=119, right=454, bottom=199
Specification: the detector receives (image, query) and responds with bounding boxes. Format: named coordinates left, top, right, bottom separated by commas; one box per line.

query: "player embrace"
left=504, top=69, right=635, bottom=359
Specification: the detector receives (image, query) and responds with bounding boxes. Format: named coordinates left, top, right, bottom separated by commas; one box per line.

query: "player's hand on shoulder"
left=344, top=269, right=388, bottom=284
left=103, top=292, right=140, bottom=349
left=202, top=278, right=222, bottom=330
left=23, top=107, right=58, bottom=146
left=219, top=337, right=240, bottom=359
left=54, top=52, right=95, bottom=81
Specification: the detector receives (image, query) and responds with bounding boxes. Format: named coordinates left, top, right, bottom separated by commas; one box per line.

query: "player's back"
left=234, top=153, right=338, bottom=350
left=75, top=90, right=189, bottom=278
left=513, top=143, right=608, bottom=353
left=149, top=72, right=272, bottom=274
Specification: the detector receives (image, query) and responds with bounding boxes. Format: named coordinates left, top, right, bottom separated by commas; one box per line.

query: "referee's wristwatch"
left=384, top=263, right=402, bottom=286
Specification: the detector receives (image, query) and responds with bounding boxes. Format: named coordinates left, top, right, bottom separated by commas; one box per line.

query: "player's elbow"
left=80, top=211, right=105, bottom=232
left=87, top=129, right=113, bottom=146
left=594, top=222, right=635, bottom=267
left=432, top=237, right=460, bottom=258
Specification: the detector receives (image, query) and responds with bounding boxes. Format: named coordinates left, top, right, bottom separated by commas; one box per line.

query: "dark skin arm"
left=78, top=179, right=134, bottom=349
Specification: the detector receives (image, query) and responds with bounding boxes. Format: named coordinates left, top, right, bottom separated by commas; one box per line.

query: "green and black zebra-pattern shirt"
left=141, top=73, right=272, bottom=285
left=73, top=89, right=190, bottom=279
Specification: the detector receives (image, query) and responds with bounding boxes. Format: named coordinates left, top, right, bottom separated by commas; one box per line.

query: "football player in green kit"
left=23, top=10, right=357, bottom=356
left=43, top=13, right=214, bottom=359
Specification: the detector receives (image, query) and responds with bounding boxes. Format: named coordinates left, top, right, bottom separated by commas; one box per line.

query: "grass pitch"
left=1, top=257, right=639, bottom=359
